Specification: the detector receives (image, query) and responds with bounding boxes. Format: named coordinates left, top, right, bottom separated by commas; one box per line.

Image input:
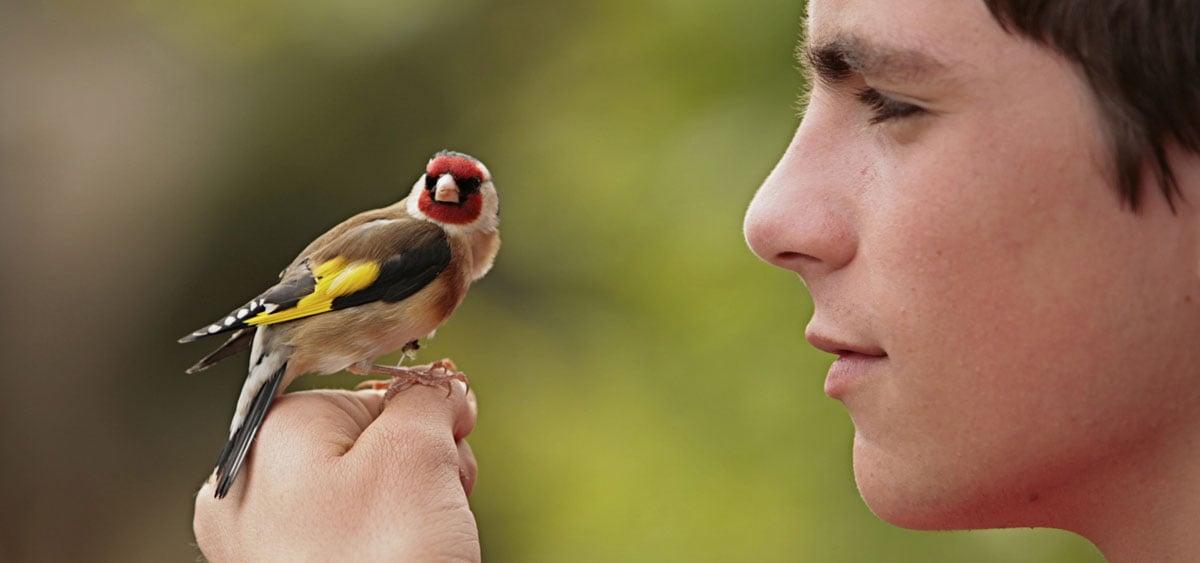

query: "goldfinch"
left=180, top=150, right=500, bottom=499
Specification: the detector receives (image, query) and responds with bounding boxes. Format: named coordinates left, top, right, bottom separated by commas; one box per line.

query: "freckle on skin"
left=1028, top=491, right=1040, bottom=503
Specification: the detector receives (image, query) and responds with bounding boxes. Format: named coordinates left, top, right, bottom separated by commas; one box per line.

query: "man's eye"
left=856, top=88, right=923, bottom=124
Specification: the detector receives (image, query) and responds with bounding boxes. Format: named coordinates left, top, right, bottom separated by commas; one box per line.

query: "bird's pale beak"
left=434, top=175, right=461, bottom=204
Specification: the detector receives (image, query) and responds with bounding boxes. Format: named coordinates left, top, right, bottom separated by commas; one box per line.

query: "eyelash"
left=856, top=88, right=923, bottom=124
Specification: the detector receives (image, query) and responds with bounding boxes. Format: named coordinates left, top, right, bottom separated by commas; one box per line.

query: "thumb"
left=366, top=378, right=476, bottom=441
left=352, top=379, right=476, bottom=475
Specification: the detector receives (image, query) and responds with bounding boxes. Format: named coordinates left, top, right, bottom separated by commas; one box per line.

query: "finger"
left=454, top=387, right=479, bottom=442
left=251, top=389, right=386, bottom=469
left=458, top=439, right=478, bottom=496
left=353, top=388, right=387, bottom=419
left=352, top=379, right=472, bottom=483
left=366, top=379, right=472, bottom=440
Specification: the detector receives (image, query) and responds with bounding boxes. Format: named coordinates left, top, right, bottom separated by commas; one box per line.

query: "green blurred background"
left=0, top=0, right=1105, bottom=561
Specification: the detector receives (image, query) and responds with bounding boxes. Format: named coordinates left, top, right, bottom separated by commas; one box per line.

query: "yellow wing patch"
left=246, top=257, right=381, bottom=326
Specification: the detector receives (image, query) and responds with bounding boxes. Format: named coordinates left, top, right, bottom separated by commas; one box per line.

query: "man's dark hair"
left=983, top=0, right=1199, bottom=210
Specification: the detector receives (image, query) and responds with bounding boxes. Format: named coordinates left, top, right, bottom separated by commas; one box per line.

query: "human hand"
left=193, top=380, right=480, bottom=562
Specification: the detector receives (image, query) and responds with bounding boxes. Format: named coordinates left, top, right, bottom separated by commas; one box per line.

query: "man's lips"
left=805, top=332, right=887, bottom=399
left=805, top=332, right=887, bottom=358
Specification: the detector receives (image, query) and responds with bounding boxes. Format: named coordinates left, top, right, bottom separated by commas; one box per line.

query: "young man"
left=745, top=0, right=1200, bottom=561
left=195, top=1, right=1199, bottom=560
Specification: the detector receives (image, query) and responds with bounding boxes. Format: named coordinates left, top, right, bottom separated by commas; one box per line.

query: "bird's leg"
left=353, top=340, right=427, bottom=393
left=351, top=358, right=466, bottom=400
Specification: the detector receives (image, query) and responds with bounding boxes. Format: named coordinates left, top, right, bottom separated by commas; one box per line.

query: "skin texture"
left=744, top=0, right=1200, bottom=560
left=193, top=380, right=480, bottom=562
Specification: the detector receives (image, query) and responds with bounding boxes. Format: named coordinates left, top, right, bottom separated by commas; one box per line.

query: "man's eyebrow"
left=797, top=34, right=950, bottom=85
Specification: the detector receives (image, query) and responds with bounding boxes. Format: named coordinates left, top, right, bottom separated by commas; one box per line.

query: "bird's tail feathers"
left=213, top=358, right=287, bottom=499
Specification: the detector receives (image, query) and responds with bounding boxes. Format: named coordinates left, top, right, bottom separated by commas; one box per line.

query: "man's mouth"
left=805, top=331, right=888, bottom=399
left=805, top=332, right=887, bottom=358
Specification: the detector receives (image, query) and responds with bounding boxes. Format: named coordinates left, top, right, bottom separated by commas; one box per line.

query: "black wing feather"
left=179, top=219, right=451, bottom=347
left=330, top=237, right=451, bottom=310
left=185, top=328, right=255, bottom=373
left=178, top=263, right=319, bottom=343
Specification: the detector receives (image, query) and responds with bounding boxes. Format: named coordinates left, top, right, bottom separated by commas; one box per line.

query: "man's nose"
left=744, top=121, right=859, bottom=282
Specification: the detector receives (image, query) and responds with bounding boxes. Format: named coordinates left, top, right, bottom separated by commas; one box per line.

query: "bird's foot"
left=352, top=358, right=466, bottom=400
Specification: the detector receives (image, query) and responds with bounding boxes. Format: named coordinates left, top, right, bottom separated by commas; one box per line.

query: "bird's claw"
left=352, top=358, right=467, bottom=400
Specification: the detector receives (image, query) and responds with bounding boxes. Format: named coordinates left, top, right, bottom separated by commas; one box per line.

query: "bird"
left=179, top=150, right=500, bottom=499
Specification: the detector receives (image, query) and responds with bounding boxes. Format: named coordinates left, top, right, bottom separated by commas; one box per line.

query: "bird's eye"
left=424, top=174, right=437, bottom=190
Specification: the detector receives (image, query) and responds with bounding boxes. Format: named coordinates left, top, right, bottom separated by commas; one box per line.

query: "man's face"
left=745, top=0, right=1200, bottom=530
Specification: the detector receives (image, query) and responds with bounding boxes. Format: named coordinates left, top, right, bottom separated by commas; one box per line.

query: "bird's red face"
left=418, top=153, right=487, bottom=225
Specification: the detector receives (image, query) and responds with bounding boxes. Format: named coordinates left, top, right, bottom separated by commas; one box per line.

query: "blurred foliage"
left=0, top=0, right=1104, bottom=561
